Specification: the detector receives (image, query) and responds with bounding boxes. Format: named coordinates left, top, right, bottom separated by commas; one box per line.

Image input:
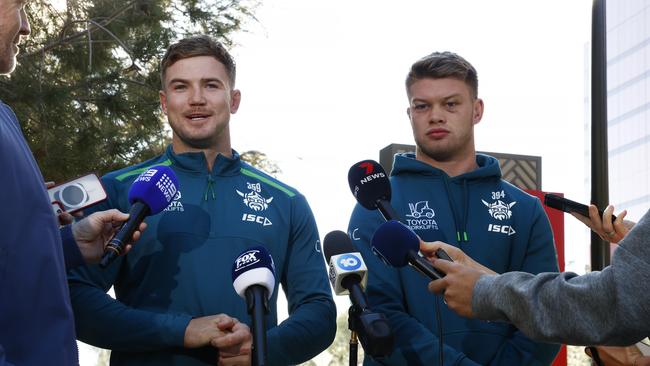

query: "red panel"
left=526, top=190, right=567, bottom=366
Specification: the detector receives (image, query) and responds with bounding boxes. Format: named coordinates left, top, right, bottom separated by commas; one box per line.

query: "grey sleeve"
left=472, top=209, right=650, bottom=346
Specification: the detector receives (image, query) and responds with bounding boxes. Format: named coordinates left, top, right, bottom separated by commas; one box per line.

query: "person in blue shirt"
left=68, top=35, right=337, bottom=366
left=0, top=3, right=147, bottom=365
left=348, top=51, right=561, bottom=365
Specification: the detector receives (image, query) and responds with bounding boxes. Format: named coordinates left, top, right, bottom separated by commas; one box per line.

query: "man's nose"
left=189, top=88, right=206, bottom=104
left=20, top=8, right=31, bottom=37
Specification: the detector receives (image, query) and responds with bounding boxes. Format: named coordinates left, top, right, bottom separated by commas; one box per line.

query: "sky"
left=227, top=0, right=594, bottom=360
left=82, top=0, right=596, bottom=363
left=231, top=1, right=594, bottom=271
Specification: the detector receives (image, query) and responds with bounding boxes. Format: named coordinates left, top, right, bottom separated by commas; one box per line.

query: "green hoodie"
left=68, top=146, right=336, bottom=365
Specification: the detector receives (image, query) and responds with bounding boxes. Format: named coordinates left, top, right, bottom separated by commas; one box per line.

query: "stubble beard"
left=170, top=120, right=225, bottom=150
left=176, top=133, right=216, bottom=150
left=418, top=143, right=456, bottom=162
left=416, top=133, right=473, bottom=163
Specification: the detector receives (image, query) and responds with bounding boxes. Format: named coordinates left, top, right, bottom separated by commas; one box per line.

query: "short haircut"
left=160, top=35, right=236, bottom=88
left=405, top=51, right=478, bottom=99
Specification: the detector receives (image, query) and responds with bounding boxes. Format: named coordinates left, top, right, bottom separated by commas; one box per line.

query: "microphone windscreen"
left=371, top=220, right=419, bottom=267
left=348, top=160, right=391, bottom=210
left=128, top=166, right=179, bottom=214
left=232, top=246, right=276, bottom=298
left=323, top=230, right=355, bottom=263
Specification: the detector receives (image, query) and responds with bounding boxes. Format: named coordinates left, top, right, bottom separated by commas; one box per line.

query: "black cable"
left=435, top=294, right=444, bottom=366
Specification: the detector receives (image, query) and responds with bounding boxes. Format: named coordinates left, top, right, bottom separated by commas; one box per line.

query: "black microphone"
left=347, top=160, right=401, bottom=221
left=371, top=220, right=449, bottom=280
left=100, top=166, right=179, bottom=268
left=232, top=246, right=275, bottom=366
left=348, top=159, right=452, bottom=262
left=323, top=230, right=394, bottom=358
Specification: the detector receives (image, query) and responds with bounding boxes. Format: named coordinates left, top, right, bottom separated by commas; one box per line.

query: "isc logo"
left=336, top=254, right=362, bottom=270
left=242, top=213, right=273, bottom=226
left=487, top=224, right=516, bottom=236
left=235, top=250, right=260, bottom=270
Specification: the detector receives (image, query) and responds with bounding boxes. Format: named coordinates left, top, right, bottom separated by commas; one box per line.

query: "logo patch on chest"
left=237, top=182, right=274, bottom=212
left=404, top=201, right=439, bottom=231
left=483, top=192, right=516, bottom=236
left=482, top=199, right=516, bottom=221
left=238, top=182, right=273, bottom=226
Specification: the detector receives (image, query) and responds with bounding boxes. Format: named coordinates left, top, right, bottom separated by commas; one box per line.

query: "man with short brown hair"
left=69, top=35, right=336, bottom=366
left=348, top=51, right=560, bottom=365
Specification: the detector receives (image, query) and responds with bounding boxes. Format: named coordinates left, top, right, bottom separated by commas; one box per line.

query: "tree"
left=240, top=150, right=282, bottom=177
left=3, top=0, right=258, bottom=182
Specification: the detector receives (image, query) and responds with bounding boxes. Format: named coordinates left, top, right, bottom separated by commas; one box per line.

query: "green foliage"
left=2, top=0, right=257, bottom=181
left=240, top=150, right=282, bottom=177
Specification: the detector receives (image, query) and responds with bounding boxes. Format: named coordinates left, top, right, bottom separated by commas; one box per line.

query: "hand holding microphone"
left=72, top=209, right=147, bottom=264
left=420, top=241, right=496, bottom=275
left=417, top=240, right=496, bottom=317
left=232, top=246, right=275, bottom=366
left=99, top=166, right=179, bottom=268
left=371, top=220, right=451, bottom=280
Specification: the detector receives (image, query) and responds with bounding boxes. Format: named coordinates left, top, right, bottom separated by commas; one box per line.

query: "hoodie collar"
left=164, top=144, right=242, bottom=176
left=391, top=152, right=501, bottom=181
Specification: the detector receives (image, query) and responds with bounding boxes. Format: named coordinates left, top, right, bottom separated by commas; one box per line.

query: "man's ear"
left=472, top=98, right=484, bottom=125
left=159, top=90, right=168, bottom=115
left=230, top=89, right=241, bottom=114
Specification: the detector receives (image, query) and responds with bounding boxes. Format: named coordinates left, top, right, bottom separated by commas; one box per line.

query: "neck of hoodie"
left=171, top=138, right=232, bottom=173
left=415, top=148, right=478, bottom=177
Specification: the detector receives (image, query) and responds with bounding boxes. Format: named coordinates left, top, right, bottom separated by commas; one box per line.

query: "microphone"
left=347, top=160, right=401, bottom=221
left=371, top=220, right=449, bottom=280
left=348, top=159, right=452, bottom=263
left=232, top=246, right=275, bottom=366
left=323, top=230, right=393, bottom=358
left=324, top=230, right=369, bottom=309
left=100, top=166, right=179, bottom=268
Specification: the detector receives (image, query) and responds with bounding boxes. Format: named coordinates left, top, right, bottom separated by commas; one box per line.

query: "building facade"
left=603, top=0, right=650, bottom=220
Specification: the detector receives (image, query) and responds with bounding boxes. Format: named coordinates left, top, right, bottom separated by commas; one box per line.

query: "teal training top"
left=348, top=153, right=560, bottom=366
left=68, top=146, right=336, bottom=365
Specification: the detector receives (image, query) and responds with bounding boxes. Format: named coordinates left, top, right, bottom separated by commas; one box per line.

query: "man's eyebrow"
left=442, top=93, right=463, bottom=99
left=167, top=78, right=226, bottom=85
left=411, top=93, right=463, bottom=103
left=167, top=78, right=188, bottom=85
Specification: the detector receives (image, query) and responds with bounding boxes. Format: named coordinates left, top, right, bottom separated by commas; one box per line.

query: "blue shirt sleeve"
left=266, top=193, right=337, bottom=364
left=60, top=224, right=84, bottom=270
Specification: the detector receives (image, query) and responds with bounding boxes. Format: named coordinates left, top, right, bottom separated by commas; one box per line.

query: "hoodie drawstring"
left=461, top=180, right=469, bottom=242
left=204, top=175, right=216, bottom=201
left=443, top=177, right=470, bottom=243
